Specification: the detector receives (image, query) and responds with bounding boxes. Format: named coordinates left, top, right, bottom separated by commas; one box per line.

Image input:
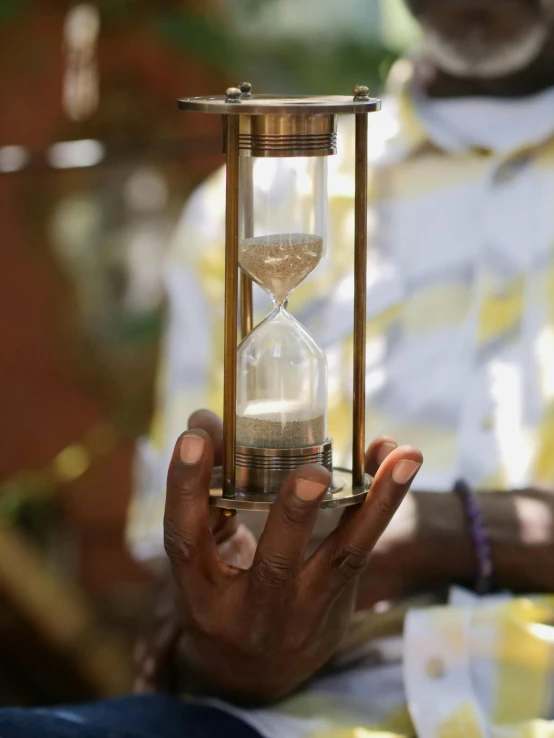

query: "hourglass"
left=235, top=154, right=330, bottom=496
left=178, top=84, right=381, bottom=512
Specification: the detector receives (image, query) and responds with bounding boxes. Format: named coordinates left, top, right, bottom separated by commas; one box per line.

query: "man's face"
left=405, top=0, right=554, bottom=78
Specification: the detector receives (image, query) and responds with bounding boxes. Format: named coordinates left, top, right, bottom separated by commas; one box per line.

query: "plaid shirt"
left=128, top=61, right=554, bottom=736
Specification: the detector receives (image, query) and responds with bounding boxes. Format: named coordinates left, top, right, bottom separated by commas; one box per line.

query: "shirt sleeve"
left=404, top=599, right=489, bottom=738
left=404, top=591, right=554, bottom=738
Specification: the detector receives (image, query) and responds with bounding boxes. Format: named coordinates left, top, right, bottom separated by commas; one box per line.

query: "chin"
left=406, top=0, right=554, bottom=78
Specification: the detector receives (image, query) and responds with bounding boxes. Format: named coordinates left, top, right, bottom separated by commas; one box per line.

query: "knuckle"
left=331, top=543, right=370, bottom=582
left=167, top=465, right=199, bottom=499
left=374, top=496, right=395, bottom=519
left=252, top=555, right=295, bottom=590
left=163, top=521, right=197, bottom=564
left=281, top=497, right=313, bottom=527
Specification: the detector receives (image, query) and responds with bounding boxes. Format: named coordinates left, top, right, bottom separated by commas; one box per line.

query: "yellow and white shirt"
left=128, top=61, right=554, bottom=736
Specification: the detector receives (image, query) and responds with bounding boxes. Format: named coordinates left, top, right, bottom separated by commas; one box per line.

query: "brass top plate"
left=178, top=94, right=381, bottom=116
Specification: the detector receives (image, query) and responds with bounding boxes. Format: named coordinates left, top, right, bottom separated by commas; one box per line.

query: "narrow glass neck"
left=271, top=296, right=289, bottom=311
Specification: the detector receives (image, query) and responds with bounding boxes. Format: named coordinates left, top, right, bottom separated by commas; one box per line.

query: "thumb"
left=164, top=431, right=218, bottom=578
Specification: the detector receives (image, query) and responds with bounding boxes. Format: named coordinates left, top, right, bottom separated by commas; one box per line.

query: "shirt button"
left=426, top=657, right=446, bottom=679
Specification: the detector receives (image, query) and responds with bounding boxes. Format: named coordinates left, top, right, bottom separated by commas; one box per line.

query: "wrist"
left=412, top=492, right=476, bottom=587
left=172, top=632, right=304, bottom=706
left=416, top=489, right=552, bottom=593
left=478, top=490, right=553, bottom=592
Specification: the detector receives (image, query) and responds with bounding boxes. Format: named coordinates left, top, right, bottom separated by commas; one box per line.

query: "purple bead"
left=454, top=479, right=493, bottom=595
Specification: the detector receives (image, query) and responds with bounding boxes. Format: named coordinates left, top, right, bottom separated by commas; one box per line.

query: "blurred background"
left=0, top=0, right=416, bottom=706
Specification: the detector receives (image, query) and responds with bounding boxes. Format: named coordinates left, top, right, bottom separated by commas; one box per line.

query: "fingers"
left=365, top=436, right=397, bottom=477
left=251, top=465, right=331, bottom=590
left=188, top=411, right=238, bottom=542
left=306, top=446, right=422, bottom=596
left=164, top=430, right=218, bottom=582
left=188, top=409, right=224, bottom=466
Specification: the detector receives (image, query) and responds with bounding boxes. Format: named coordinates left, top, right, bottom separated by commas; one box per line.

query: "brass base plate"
left=209, top=467, right=370, bottom=512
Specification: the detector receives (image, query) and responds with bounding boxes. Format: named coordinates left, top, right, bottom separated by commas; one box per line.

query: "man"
left=128, top=0, right=554, bottom=733
left=125, top=0, right=554, bottom=733
left=2, top=1, right=554, bottom=736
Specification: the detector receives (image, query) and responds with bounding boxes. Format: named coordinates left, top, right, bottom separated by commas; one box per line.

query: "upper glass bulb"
left=238, top=156, right=328, bottom=305
left=239, top=231, right=323, bottom=304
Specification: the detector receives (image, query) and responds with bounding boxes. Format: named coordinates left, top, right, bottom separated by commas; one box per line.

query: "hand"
left=163, top=420, right=422, bottom=704
left=133, top=410, right=257, bottom=694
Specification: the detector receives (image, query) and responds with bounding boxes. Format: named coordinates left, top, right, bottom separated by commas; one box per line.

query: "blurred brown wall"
left=0, top=3, right=226, bottom=605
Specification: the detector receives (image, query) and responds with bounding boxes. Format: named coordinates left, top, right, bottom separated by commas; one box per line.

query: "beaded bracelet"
left=453, top=480, right=493, bottom=595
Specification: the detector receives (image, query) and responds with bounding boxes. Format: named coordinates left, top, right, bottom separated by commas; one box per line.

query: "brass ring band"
left=223, top=113, right=338, bottom=158
left=237, top=132, right=337, bottom=158
left=236, top=441, right=333, bottom=470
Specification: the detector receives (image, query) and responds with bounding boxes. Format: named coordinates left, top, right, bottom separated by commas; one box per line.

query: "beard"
left=410, top=0, right=554, bottom=78
left=423, top=22, right=548, bottom=77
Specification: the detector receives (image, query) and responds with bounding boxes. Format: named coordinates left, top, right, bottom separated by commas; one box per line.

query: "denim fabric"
left=0, top=694, right=261, bottom=738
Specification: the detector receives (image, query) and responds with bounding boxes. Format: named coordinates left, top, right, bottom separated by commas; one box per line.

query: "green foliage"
left=241, top=39, right=398, bottom=94
left=158, top=9, right=398, bottom=94
left=94, top=0, right=138, bottom=24
left=0, top=0, right=27, bottom=22
left=158, top=11, right=238, bottom=73
left=0, top=1, right=399, bottom=93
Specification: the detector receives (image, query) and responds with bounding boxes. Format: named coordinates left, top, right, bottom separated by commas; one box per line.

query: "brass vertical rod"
left=223, top=115, right=241, bottom=498
left=240, top=157, right=254, bottom=338
left=240, top=275, right=253, bottom=338
left=353, top=113, right=368, bottom=489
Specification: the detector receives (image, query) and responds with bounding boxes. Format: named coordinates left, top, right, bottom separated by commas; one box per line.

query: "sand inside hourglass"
left=239, top=232, right=323, bottom=303
left=237, top=400, right=326, bottom=449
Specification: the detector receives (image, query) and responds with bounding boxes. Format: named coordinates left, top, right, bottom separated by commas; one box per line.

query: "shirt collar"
left=387, top=58, right=554, bottom=158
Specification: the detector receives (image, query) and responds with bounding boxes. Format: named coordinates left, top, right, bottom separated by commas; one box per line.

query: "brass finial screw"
left=225, top=87, right=242, bottom=103
left=237, top=81, right=252, bottom=98
left=353, top=84, right=370, bottom=100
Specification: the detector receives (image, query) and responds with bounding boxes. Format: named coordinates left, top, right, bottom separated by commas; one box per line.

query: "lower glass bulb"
left=236, top=306, right=328, bottom=450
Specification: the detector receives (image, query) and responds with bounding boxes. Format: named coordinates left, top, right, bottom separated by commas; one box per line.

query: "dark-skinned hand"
left=140, top=410, right=422, bottom=704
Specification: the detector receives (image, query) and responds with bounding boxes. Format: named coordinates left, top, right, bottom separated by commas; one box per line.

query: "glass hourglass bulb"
left=237, top=157, right=329, bottom=456
left=236, top=305, right=328, bottom=450
left=239, top=232, right=324, bottom=306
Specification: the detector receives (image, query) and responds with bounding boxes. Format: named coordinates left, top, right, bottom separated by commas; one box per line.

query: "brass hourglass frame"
left=178, top=84, right=381, bottom=512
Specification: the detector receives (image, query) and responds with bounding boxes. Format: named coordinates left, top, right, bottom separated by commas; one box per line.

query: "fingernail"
left=377, top=441, right=397, bottom=466
left=296, top=478, right=328, bottom=501
left=179, top=434, right=205, bottom=464
left=392, top=459, right=421, bottom=485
